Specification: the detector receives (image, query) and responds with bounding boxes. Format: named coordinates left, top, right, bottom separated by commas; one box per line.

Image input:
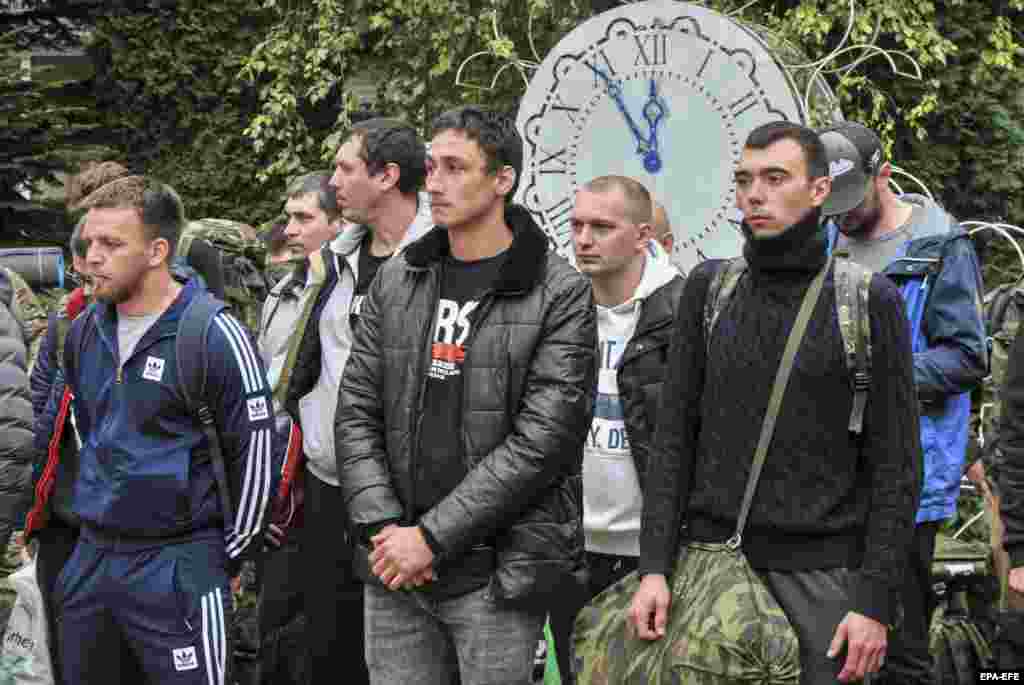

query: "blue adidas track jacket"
left=62, top=279, right=275, bottom=559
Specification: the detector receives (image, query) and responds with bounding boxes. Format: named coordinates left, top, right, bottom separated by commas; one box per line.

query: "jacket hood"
left=403, top=204, right=550, bottom=294
left=330, top=205, right=434, bottom=258
left=632, top=242, right=679, bottom=303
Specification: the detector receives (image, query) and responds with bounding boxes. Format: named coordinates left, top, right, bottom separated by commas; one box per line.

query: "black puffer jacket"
left=0, top=270, right=35, bottom=544
left=618, top=274, right=684, bottom=489
left=336, top=205, right=597, bottom=606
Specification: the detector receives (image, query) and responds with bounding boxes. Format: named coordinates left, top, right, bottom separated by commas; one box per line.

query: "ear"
left=377, top=162, right=402, bottom=193
left=149, top=237, right=171, bottom=267
left=809, top=175, right=832, bottom=209
left=635, top=222, right=653, bottom=251
left=494, top=165, right=517, bottom=199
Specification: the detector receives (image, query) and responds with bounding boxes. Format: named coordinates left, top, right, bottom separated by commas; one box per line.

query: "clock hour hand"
left=641, top=79, right=668, bottom=173
left=584, top=62, right=650, bottom=155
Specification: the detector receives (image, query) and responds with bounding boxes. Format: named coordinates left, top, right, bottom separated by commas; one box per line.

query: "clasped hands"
left=369, top=524, right=436, bottom=590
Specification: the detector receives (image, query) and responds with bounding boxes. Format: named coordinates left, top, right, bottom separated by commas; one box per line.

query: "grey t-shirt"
left=836, top=204, right=924, bottom=273
left=118, top=311, right=162, bottom=369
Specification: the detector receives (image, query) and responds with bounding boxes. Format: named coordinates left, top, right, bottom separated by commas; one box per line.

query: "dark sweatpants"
left=878, top=521, right=940, bottom=685
left=301, top=469, right=368, bottom=685
left=549, top=551, right=638, bottom=685
left=35, top=520, right=145, bottom=684
left=757, top=567, right=855, bottom=685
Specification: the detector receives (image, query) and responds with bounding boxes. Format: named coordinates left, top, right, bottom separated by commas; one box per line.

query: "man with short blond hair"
left=548, top=175, right=683, bottom=683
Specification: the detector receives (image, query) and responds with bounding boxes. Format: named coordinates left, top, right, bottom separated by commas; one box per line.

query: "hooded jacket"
left=260, top=214, right=432, bottom=487
left=0, top=270, right=34, bottom=544
left=829, top=194, right=987, bottom=522
left=641, top=210, right=920, bottom=625
left=336, top=205, right=597, bottom=605
left=585, top=246, right=682, bottom=557
left=59, top=279, right=274, bottom=558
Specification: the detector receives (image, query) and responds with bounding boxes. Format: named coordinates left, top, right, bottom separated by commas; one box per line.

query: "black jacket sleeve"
left=639, top=263, right=715, bottom=577
left=335, top=266, right=406, bottom=536
left=853, top=275, right=921, bottom=625
left=997, top=325, right=1024, bottom=568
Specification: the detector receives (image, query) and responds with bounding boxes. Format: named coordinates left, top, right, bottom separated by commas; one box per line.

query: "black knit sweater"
left=639, top=210, right=921, bottom=625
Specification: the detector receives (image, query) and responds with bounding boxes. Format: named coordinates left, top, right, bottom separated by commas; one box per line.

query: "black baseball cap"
left=818, top=122, right=885, bottom=216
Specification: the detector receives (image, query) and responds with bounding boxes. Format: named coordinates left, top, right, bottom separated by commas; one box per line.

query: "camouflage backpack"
left=177, top=219, right=269, bottom=336
left=976, top=278, right=1024, bottom=477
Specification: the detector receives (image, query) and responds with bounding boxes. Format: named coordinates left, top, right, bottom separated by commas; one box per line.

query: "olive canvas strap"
left=728, top=255, right=833, bottom=550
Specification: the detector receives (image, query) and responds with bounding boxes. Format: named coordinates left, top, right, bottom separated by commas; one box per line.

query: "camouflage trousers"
left=573, top=543, right=801, bottom=685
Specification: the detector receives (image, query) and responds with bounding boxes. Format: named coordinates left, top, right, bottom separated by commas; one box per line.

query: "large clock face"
left=516, top=0, right=806, bottom=272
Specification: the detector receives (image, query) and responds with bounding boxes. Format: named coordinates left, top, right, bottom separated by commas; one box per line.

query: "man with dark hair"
left=547, top=175, right=683, bottom=683
left=282, top=172, right=343, bottom=259
left=628, top=121, right=920, bottom=684
left=336, top=105, right=596, bottom=685
left=49, top=175, right=275, bottom=684
left=259, top=124, right=432, bottom=685
left=820, top=121, right=987, bottom=685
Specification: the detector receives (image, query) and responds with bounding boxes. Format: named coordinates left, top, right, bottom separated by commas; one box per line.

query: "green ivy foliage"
left=88, top=1, right=279, bottom=224
left=243, top=1, right=1022, bottom=247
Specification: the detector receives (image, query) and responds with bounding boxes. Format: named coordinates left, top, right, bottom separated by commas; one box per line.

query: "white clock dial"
left=516, top=0, right=805, bottom=272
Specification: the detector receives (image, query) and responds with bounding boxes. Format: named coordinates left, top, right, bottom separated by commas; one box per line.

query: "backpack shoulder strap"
left=704, top=257, right=747, bottom=352
left=987, top=281, right=1024, bottom=335
left=834, top=257, right=874, bottom=436
left=176, top=231, right=196, bottom=262
left=176, top=291, right=234, bottom=527
left=63, top=305, right=96, bottom=390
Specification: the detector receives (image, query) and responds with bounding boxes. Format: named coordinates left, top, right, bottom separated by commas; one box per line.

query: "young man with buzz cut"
left=336, top=106, right=597, bottom=685
left=547, top=175, right=684, bottom=684
left=56, top=175, right=275, bottom=685
left=629, top=122, right=921, bottom=685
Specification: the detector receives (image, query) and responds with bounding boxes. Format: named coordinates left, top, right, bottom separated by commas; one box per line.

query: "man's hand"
left=628, top=574, right=671, bottom=641
left=1009, top=567, right=1024, bottom=594
left=966, top=461, right=990, bottom=498
left=370, top=525, right=434, bottom=590
left=829, top=611, right=887, bottom=683
left=264, top=523, right=286, bottom=549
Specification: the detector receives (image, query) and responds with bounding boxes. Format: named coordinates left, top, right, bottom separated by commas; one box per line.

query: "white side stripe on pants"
left=201, top=589, right=227, bottom=685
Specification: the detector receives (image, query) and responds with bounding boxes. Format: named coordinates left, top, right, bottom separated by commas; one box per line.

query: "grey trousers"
left=364, top=582, right=545, bottom=685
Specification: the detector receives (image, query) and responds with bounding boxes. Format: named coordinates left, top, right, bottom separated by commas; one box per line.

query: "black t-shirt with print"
left=350, top=233, right=391, bottom=325
left=416, top=252, right=507, bottom=516
left=416, top=250, right=506, bottom=598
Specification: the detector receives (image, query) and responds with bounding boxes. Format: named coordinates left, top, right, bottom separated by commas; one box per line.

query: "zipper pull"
left=116, top=365, right=123, bottom=384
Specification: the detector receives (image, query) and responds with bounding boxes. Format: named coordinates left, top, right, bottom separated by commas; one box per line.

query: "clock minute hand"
left=641, top=79, right=667, bottom=173
left=584, top=62, right=650, bottom=154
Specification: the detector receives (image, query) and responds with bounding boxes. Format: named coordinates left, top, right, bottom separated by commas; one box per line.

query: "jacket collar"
left=402, top=204, right=548, bottom=294
left=94, top=275, right=202, bottom=340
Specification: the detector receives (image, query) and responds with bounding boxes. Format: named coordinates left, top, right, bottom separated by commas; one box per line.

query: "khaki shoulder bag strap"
left=729, top=256, right=833, bottom=549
